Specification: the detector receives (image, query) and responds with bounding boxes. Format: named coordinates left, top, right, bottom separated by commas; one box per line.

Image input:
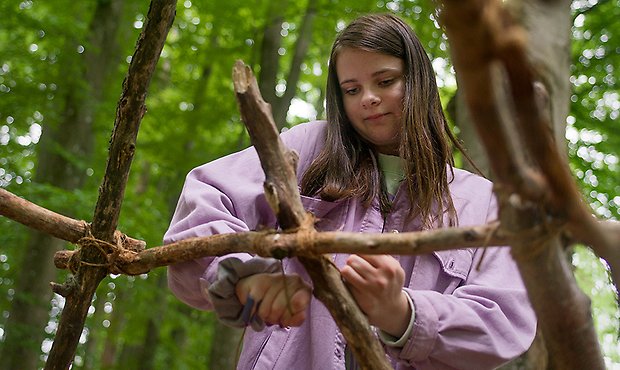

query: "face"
left=336, top=47, right=405, bottom=155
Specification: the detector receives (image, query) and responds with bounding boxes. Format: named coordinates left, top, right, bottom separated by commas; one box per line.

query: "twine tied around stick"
left=295, top=213, right=318, bottom=256
left=67, top=230, right=134, bottom=275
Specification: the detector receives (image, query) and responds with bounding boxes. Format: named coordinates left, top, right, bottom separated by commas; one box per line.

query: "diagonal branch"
left=495, top=18, right=617, bottom=270
left=233, top=60, right=391, bottom=369
left=43, top=2, right=177, bottom=369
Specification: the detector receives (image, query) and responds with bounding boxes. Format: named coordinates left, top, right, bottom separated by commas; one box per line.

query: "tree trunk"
left=273, top=0, right=317, bottom=128
left=454, top=90, right=491, bottom=177
left=99, top=285, right=131, bottom=370
left=137, top=274, right=168, bottom=370
left=257, top=0, right=319, bottom=130
left=0, top=2, right=123, bottom=368
left=257, top=1, right=287, bottom=114
left=83, top=290, right=107, bottom=369
left=0, top=234, right=65, bottom=370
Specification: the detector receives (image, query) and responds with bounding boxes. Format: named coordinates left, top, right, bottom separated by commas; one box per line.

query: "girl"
left=165, top=13, right=536, bottom=370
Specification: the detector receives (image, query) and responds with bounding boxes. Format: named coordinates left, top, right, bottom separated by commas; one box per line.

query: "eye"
left=378, top=78, right=394, bottom=87
left=342, top=87, right=359, bottom=95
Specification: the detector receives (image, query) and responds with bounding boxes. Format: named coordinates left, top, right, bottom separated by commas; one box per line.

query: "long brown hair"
left=301, top=13, right=458, bottom=228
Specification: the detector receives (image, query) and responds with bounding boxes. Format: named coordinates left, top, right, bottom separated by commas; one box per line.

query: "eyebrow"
left=339, top=67, right=401, bottom=86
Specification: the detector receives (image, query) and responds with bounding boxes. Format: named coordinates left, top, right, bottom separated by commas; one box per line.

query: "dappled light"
left=0, top=0, right=618, bottom=369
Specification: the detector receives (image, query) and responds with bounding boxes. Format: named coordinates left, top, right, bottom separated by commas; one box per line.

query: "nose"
left=361, top=89, right=380, bottom=108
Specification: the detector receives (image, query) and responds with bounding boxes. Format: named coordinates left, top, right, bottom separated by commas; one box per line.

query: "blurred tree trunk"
left=0, top=1, right=123, bottom=369
left=83, top=290, right=107, bottom=369
left=137, top=274, right=168, bottom=370
left=100, top=286, right=131, bottom=370
left=208, top=323, right=243, bottom=370
left=453, top=0, right=572, bottom=368
left=258, top=0, right=317, bottom=129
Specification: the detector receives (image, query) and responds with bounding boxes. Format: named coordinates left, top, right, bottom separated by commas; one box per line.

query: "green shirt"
left=378, top=153, right=405, bottom=195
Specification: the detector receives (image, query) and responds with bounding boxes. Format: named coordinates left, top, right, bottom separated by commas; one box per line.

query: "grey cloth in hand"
left=207, top=256, right=281, bottom=331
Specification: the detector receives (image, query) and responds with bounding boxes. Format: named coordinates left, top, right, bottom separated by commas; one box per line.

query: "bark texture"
left=233, top=60, right=392, bottom=370
left=0, top=1, right=124, bottom=368
left=43, top=2, right=176, bottom=369
left=0, top=1, right=616, bottom=369
left=438, top=0, right=613, bottom=368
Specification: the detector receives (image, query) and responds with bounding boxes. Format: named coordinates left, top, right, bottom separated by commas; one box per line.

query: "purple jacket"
left=165, top=121, right=536, bottom=369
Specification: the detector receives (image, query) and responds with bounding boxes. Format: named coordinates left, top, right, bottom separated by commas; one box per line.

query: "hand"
left=340, top=254, right=411, bottom=337
left=235, top=272, right=312, bottom=327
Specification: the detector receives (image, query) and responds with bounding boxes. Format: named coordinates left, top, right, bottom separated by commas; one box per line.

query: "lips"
left=364, top=113, right=388, bottom=120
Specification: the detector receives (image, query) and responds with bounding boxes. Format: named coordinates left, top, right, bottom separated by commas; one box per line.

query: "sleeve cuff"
left=206, top=256, right=281, bottom=330
left=378, top=291, right=416, bottom=347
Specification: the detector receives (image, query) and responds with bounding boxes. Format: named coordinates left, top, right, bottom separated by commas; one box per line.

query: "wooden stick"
left=44, top=2, right=176, bottom=369
left=438, top=0, right=606, bottom=368
left=0, top=188, right=145, bottom=250
left=233, top=60, right=391, bottom=369
left=54, top=221, right=513, bottom=274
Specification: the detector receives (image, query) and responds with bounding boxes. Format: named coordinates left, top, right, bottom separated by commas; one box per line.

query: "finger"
left=284, top=308, right=307, bottom=327
left=346, top=254, right=377, bottom=278
left=237, top=274, right=270, bottom=304
left=357, top=254, right=393, bottom=268
left=266, top=278, right=308, bottom=324
left=279, top=289, right=310, bottom=326
left=340, top=264, right=368, bottom=288
left=241, top=295, right=256, bottom=325
left=272, top=280, right=307, bottom=322
left=356, top=254, right=404, bottom=283
left=267, top=289, right=291, bottom=324
left=257, top=282, right=280, bottom=323
left=289, top=286, right=311, bottom=313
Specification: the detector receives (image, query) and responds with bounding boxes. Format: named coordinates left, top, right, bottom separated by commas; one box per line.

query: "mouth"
left=364, top=113, right=389, bottom=121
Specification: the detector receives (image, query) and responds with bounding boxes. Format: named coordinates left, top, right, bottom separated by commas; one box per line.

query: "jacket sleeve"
left=387, top=183, right=537, bottom=369
left=164, top=122, right=322, bottom=310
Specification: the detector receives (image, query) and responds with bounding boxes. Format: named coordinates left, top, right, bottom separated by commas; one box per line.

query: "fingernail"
left=241, top=296, right=255, bottom=326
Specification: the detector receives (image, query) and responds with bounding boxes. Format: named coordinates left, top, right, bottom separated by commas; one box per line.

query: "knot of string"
left=67, top=229, right=125, bottom=274
left=295, top=213, right=317, bottom=257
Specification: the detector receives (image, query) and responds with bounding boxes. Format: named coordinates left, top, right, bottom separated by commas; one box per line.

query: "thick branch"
left=44, top=2, right=176, bottom=369
left=437, top=2, right=530, bottom=192
left=438, top=0, right=618, bottom=284
left=441, top=0, right=616, bottom=275
left=0, top=188, right=86, bottom=242
left=439, top=0, right=606, bottom=368
left=501, top=195, right=605, bottom=369
left=0, top=187, right=144, bottom=250
left=233, top=60, right=391, bottom=370
left=54, top=222, right=513, bottom=275
left=91, top=5, right=175, bottom=242
left=489, top=6, right=613, bottom=253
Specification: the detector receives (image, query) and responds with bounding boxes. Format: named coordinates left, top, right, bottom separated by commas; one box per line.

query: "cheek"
left=342, top=98, right=357, bottom=120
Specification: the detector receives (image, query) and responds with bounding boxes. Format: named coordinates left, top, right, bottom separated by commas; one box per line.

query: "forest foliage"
left=0, top=0, right=618, bottom=368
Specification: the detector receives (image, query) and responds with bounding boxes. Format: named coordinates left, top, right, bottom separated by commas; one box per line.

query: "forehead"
left=335, top=47, right=403, bottom=82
